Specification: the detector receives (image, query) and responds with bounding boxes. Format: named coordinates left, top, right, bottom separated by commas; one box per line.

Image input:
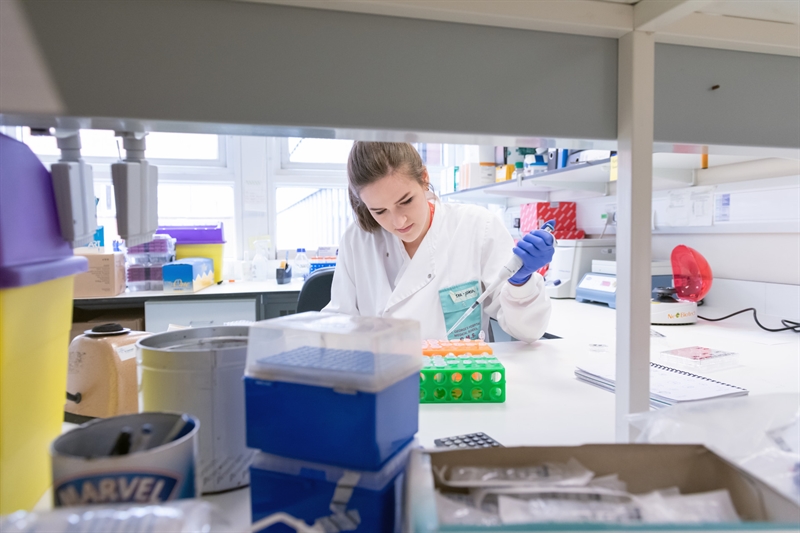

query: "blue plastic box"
left=162, top=257, right=214, bottom=293
left=245, top=370, right=418, bottom=470
left=250, top=439, right=413, bottom=533
left=245, top=313, right=422, bottom=471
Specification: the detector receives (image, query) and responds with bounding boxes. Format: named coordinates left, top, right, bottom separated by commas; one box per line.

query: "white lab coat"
left=325, top=201, right=551, bottom=342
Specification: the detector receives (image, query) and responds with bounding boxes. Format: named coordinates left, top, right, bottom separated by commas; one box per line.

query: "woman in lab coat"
left=326, top=142, right=554, bottom=343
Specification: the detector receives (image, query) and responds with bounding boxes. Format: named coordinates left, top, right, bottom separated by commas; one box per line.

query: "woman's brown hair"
left=347, top=142, right=428, bottom=232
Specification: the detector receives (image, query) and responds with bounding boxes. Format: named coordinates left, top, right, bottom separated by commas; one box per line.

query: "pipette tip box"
left=250, top=439, right=414, bottom=533
left=244, top=312, right=422, bottom=470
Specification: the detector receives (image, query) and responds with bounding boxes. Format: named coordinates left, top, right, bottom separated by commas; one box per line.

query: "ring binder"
left=649, top=363, right=747, bottom=392
left=575, top=360, right=749, bottom=408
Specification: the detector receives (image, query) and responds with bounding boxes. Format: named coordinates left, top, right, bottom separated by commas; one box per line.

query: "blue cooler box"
left=245, top=312, right=422, bottom=471
left=250, top=440, right=413, bottom=533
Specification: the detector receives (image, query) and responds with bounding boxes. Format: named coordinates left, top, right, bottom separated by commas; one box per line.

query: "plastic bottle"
left=252, top=250, right=268, bottom=281
left=241, top=251, right=253, bottom=282
left=523, top=154, right=538, bottom=176
left=294, top=248, right=311, bottom=279
left=512, top=161, right=524, bottom=180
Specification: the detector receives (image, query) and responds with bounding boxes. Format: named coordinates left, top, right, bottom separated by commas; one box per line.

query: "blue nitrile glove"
left=508, top=230, right=556, bottom=285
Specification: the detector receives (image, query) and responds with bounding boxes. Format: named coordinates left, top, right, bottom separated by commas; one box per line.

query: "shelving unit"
left=441, top=153, right=770, bottom=205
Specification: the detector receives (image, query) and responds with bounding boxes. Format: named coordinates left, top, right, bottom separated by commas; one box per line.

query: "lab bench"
left=40, top=298, right=799, bottom=529
left=200, top=298, right=800, bottom=531
left=72, top=279, right=304, bottom=333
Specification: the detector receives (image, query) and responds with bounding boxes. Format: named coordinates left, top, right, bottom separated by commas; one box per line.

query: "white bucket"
left=137, top=326, right=253, bottom=493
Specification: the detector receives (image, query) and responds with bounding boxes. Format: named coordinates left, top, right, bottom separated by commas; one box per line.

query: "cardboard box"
left=405, top=444, right=800, bottom=531
left=73, top=251, right=125, bottom=298
left=163, top=257, right=214, bottom=293
left=459, top=163, right=495, bottom=189
left=495, top=164, right=514, bottom=182
left=520, top=202, right=577, bottom=234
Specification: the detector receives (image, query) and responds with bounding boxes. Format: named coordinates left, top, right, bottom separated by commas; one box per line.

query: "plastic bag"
left=0, top=500, right=215, bottom=533
left=635, top=489, right=741, bottom=523
left=629, top=394, right=800, bottom=504
left=589, top=474, right=628, bottom=492
left=434, top=491, right=501, bottom=527
left=629, top=393, right=799, bottom=460
left=498, top=492, right=641, bottom=524
left=474, top=485, right=633, bottom=509
left=437, top=458, right=594, bottom=488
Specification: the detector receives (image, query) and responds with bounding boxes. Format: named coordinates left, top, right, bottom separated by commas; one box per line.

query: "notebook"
left=575, top=360, right=748, bottom=408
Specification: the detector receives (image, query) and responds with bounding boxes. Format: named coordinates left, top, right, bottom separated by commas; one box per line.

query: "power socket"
left=604, top=205, right=617, bottom=226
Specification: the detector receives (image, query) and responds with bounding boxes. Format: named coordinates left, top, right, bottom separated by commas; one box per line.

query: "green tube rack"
left=420, top=354, right=505, bottom=403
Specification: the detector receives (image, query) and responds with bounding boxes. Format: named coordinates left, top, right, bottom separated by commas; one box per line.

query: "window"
left=276, top=187, right=353, bottom=252
left=280, top=137, right=448, bottom=169
left=20, top=129, right=222, bottom=163
left=283, top=137, right=354, bottom=166
left=272, top=138, right=454, bottom=252
left=92, top=182, right=238, bottom=258
left=16, top=128, right=239, bottom=258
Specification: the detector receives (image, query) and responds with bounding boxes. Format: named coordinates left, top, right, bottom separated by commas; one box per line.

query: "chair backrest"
left=296, top=267, right=336, bottom=313
left=489, top=318, right=517, bottom=342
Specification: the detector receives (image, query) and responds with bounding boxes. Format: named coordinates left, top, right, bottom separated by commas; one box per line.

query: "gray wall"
left=18, top=0, right=618, bottom=142
left=11, top=1, right=800, bottom=149
left=654, top=44, right=800, bottom=149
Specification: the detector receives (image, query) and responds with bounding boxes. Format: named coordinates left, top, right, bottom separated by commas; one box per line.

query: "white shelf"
left=442, top=159, right=613, bottom=204
left=442, top=153, right=768, bottom=204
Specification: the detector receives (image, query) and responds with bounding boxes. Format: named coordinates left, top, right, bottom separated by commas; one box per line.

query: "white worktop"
left=203, top=299, right=799, bottom=531
left=417, top=299, right=799, bottom=449
left=74, top=279, right=305, bottom=301
left=44, top=299, right=798, bottom=530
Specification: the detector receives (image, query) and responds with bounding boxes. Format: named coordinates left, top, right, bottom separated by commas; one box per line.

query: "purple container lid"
left=0, top=133, right=87, bottom=289
left=127, top=236, right=173, bottom=254
left=156, top=224, right=225, bottom=245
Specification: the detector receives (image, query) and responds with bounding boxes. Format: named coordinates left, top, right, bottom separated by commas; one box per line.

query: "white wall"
left=650, top=233, right=799, bottom=286
left=571, top=175, right=800, bottom=285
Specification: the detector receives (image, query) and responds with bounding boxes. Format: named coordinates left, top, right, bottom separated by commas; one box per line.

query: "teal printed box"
left=163, top=258, right=214, bottom=293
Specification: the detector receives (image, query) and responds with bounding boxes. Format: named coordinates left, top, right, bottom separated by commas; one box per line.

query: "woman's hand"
left=508, top=230, right=555, bottom=285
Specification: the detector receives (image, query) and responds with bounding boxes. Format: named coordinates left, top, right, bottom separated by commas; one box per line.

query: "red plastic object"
left=671, top=245, right=713, bottom=302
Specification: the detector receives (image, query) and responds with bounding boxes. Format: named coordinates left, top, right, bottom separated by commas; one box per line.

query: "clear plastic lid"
left=246, top=312, right=422, bottom=393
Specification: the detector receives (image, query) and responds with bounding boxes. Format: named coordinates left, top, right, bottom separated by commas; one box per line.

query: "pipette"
left=445, top=219, right=556, bottom=338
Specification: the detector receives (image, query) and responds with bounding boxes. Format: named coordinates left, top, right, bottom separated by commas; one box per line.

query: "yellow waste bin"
left=0, top=133, right=88, bottom=513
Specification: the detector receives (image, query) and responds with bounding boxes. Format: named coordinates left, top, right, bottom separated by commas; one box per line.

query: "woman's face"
left=359, top=169, right=430, bottom=244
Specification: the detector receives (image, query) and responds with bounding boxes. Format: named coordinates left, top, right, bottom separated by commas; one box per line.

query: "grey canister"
left=137, top=326, right=253, bottom=493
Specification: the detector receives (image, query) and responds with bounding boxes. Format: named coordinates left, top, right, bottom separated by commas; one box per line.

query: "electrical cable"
left=698, top=308, right=800, bottom=333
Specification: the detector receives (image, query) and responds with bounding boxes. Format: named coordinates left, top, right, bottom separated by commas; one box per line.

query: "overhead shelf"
left=442, top=153, right=769, bottom=204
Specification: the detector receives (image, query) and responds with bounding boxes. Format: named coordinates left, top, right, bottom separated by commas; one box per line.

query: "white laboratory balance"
left=576, top=245, right=713, bottom=326
left=543, top=238, right=617, bottom=299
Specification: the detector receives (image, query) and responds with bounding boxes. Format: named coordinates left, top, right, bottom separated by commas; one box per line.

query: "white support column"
left=615, top=30, right=654, bottom=442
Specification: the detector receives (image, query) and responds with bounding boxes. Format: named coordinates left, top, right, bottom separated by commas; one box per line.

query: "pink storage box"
left=520, top=202, right=577, bottom=234
left=554, top=229, right=585, bottom=240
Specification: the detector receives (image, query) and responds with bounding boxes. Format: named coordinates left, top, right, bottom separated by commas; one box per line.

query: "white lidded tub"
left=137, top=326, right=253, bottom=493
